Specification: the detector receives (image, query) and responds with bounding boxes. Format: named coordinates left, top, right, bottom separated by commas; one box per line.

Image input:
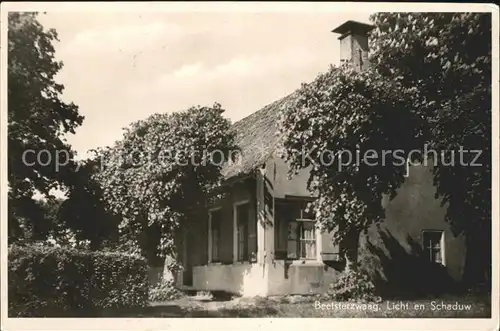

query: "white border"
left=1, top=2, right=499, bottom=331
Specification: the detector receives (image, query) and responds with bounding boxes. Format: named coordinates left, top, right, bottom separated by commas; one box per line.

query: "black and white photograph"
left=1, top=2, right=498, bottom=330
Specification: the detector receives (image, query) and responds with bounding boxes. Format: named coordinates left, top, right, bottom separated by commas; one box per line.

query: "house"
left=170, top=20, right=466, bottom=297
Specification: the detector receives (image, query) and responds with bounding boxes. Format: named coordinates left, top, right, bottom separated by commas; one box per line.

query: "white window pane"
left=288, top=222, right=298, bottom=240
left=433, top=249, right=442, bottom=263
left=423, top=230, right=444, bottom=264
left=300, top=240, right=316, bottom=259
left=301, top=223, right=314, bottom=239
left=306, top=241, right=316, bottom=259
left=287, top=240, right=297, bottom=259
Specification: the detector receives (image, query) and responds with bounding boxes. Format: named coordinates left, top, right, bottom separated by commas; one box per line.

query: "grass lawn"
left=101, top=293, right=492, bottom=318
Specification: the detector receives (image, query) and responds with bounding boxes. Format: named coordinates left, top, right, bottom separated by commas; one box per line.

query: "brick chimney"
left=332, top=20, right=374, bottom=71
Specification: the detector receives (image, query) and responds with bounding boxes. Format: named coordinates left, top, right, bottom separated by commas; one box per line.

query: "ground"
left=102, top=292, right=492, bottom=318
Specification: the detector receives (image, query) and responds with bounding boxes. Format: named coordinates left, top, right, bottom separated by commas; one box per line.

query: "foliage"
left=278, top=64, right=422, bottom=262
left=327, top=267, right=381, bottom=302
left=94, top=103, right=237, bottom=262
left=149, top=280, right=183, bottom=302
left=8, top=243, right=149, bottom=317
left=278, top=13, right=492, bottom=284
left=369, top=12, right=491, bottom=231
left=9, top=197, right=62, bottom=245
left=8, top=12, right=84, bottom=242
left=369, top=12, right=492, bottom=287
left=58, top=157, right=120, bottom=250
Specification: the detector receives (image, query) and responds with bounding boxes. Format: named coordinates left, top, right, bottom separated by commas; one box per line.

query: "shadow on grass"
left=100, top=304, right=279, bottom=317
left=207, top=290, right=237, bottom=302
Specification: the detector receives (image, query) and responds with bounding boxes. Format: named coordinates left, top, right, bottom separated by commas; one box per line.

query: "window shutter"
left=321, top=230, right=340, bottom=261
left=248, top=202, right=257, bottom=262
left=274, top=202, right=289, bottom=259
left=287, top=221, right=299, bottom=259
left=220, top=207, right=233, bottom=263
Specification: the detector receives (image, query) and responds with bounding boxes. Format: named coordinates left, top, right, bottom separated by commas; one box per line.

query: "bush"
left=8, top=244, right=149, bottom=316
left=328, top=267, right=381, bottom=302
left=148, top=279, right=182, bottom=302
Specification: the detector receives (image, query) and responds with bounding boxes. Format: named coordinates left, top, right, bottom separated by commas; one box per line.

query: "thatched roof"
left=221, top=92, right=298, bottom=179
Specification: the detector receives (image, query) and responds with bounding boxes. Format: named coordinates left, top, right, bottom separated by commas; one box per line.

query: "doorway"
left=182, top=231, right=193, bottom=286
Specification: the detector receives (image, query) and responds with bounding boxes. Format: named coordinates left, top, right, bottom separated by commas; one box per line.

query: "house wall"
left=175, top=159, right=465, bottom=297
left=193, top=263, right=267, bottom=296
left=270, top=157, right=314, bottom=199
left=265, top=158, right=466, bottom=296
left=359, top=163, right=466, bottom=296
left=263, top=158, right=343, bottom=295
left=267, top=261, right=341, bottom=295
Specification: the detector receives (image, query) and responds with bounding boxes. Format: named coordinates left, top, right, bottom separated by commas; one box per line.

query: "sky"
left=38, top=11, right=372, bottom=159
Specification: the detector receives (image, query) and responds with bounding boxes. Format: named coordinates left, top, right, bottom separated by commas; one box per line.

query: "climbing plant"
left=278, top=63, right=423, bottom=267
left=370, top=12, right=492, bottom=288
left=94, top=103, right=237, bottom=264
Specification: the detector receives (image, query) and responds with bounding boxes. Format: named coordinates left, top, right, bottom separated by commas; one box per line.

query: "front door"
left=182, top=231, right=193, bottom=286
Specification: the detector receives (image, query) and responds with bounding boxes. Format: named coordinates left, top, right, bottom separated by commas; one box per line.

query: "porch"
left=174, top=172, right=342, bottom=297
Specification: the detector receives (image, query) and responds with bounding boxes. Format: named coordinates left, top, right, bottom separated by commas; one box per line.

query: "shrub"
left=328, top=267, right=381, bottom=302
left=8, top=243, right=149, bottom=317
left=149, top=279, right=182, bottom=302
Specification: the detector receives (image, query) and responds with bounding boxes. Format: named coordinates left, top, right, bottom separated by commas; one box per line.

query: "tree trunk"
left=342, top=228, right=361, bottom=271
left=162, top=254, right=177, bottom=283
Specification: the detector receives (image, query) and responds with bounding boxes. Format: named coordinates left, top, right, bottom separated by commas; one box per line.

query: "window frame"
left=297, top=219, right=317, bottom=260
left=233, top=199, right=251, bottom=263
left=275, top=199, right=320, bottom=262
left=294, top=206, right=318, bottom=260
left=208, top=207, right=222, bottom=264
left=421, top=230, right=446, bottom=266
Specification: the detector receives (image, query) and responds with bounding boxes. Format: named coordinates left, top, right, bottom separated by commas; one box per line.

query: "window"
left=235, top=201, right=255, bottom=262
left=237, top=206, right=248, bottom=262
left=299, top=221, right=317, bottom=259
left=276, top=200, right=317, bottom=260
left=208, top=208, right=222, bottom=263
left=422, top=230, right=444, bottom=265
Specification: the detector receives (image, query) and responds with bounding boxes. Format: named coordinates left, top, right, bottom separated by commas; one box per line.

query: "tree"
left=94, top=103, right=237, bottom=265
left=9, top=196, right=62, bottom=243
left=278, top=64, right=422, bottom=268
left=8, top=12, right=84, bottom=243
left=58, top=157, right=120, bottom=250
left=369, top=12, right=492, bottom=288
